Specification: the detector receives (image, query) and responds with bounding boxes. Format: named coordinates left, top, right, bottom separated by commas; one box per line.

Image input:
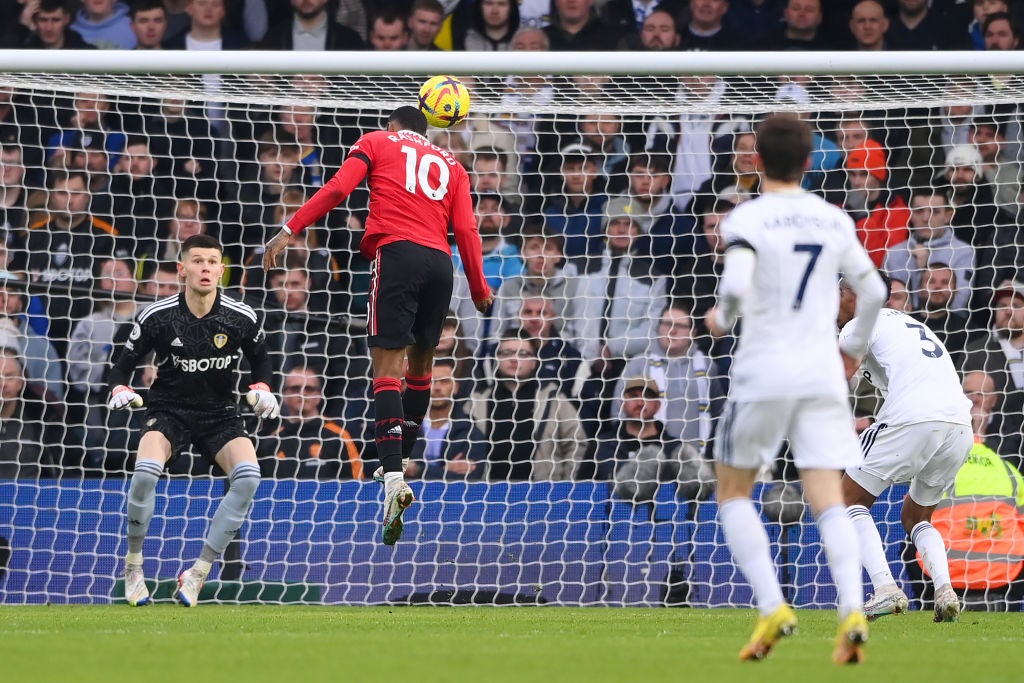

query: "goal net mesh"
left=0, top=65, right=1020, bottom=607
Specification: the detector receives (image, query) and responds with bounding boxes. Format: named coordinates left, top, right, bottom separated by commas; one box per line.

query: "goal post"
left=0, top=50, right=1021, bottom=607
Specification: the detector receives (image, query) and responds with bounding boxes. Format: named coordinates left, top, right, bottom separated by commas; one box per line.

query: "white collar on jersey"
left=397, top=129, right=428, bottom=140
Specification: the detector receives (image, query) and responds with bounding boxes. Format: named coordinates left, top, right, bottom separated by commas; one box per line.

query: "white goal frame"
left=2, top=49, right=1021, bottom=608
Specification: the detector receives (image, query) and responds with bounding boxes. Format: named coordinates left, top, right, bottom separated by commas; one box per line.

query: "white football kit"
left=714, top=190, right=886, bottom=471
left=840, top=308, right=973, bottom=505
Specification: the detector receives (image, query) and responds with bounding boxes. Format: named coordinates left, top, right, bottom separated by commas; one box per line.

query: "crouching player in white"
left=839, top=275, right=972, bottom=623
left=108, top=234, right=280, bottom=607
left=706, top=114, right=887, bottom=664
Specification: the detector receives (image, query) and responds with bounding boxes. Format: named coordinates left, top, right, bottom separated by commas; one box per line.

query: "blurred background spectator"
left=257, top=365, right=364, bottom=479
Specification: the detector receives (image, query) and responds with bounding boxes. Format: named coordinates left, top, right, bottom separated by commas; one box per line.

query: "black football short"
left=367, top=240, right=454, bottom=350
left=141, top=406, right=251, bottom=465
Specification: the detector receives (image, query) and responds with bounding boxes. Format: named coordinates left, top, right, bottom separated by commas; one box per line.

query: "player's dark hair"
left=180, top=234, right=222, bottom=258
left=755, top=114, right=812, bottom=183
left=876, top=270, right=893, bottom=300
left=843, top=270, right=893, bottom=301
left=388, top=106, right=428, bottom=136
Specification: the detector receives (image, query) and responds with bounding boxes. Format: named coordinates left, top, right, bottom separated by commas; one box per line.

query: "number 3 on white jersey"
left=905, top=322, right=944, bottom=358
left=401, top=145, right=449, bottom=200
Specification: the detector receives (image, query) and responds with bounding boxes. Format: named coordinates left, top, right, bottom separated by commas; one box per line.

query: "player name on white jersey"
left=841, top=308, right=972, bottom=426
left=722, top=191, right=878, bottom=401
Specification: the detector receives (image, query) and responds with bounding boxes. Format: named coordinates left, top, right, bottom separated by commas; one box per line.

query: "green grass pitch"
left=3, top=605, right=1020, bottom=683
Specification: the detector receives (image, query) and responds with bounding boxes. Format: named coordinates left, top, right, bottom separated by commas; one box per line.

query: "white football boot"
left=175, top=568, right=206, bottom=607
left=934, top=584, right=961, bottom=623
left=124, top=564, right=150, bottom=607
left=863, top=584, right=909, bottom=621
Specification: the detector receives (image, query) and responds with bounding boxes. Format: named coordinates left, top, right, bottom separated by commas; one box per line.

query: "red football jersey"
left=286, top=129, right=490, bottom=302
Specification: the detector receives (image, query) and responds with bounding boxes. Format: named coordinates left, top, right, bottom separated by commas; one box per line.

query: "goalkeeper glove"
left=108, top=385, right=143, bottom=410
left=245, top=382, right=280, bottom=419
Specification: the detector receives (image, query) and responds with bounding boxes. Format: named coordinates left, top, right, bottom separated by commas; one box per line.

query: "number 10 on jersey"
left=401, top=145, right=450, bottom=200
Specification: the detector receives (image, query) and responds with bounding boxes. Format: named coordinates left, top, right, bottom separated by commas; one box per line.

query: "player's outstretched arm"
left=262, top=152, right=370, bottom=272
left=474, top=292, right=494, bottom=314
left=450, top=173, right=492, bottom=310
left=262, top=229, right=290, bottom=271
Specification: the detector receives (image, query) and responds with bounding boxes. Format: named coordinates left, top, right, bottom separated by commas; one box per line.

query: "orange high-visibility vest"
left=918, top=443, right=1024, bottom=590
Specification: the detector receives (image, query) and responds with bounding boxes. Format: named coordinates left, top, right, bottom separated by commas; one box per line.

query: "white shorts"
left=846, top=421, right=973, bottom=507
left=714, top=396, right=862, bottom=471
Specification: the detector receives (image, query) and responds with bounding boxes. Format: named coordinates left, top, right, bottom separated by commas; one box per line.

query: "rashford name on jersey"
left=381, top=130, right=461, bottom=167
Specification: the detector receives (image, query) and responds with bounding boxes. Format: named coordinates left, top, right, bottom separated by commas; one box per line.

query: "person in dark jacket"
left=260, top=0, right=366, bottom=50
left=406, top=357, right=486, bottom=480
left=17, top=0, right=97, bottom=49
left=595, top=376, right=712, bottom=503
left=258, top=366, right=364, bottom=480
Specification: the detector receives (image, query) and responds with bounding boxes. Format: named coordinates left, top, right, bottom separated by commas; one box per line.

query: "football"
left=418, top=75, right=471, bottom=128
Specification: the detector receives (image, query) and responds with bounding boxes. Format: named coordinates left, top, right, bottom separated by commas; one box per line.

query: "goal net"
left=1, top=51, right=1022, bottom=608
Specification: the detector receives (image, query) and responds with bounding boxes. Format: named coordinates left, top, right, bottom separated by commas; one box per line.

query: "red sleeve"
left=286, top=150, right=370, bottom=235
left=449, top=173, right=491, bottom=302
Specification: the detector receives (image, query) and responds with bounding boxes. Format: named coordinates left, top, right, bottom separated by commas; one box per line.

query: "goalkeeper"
left=106, top=234, right=280, bottom=608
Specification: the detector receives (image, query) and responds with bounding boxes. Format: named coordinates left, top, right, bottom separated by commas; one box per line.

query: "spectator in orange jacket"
left=842, top=139, right=910, bottom=266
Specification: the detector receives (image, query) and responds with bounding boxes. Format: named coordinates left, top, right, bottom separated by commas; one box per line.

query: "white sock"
left=817, top=505, right=864, bottom=618
left=191, top=559, right=213, bottom=578
left=911, top=521, right=951, bottom=590
left=719, top=498, right=785, bottom=616
left=384, top=472, right=403, bottom=486
left=125, top=551, right=143, bottom=568
left=847, top=504, right=894, bottom=589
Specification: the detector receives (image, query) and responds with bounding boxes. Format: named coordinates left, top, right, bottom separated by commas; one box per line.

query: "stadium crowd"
left=1, top=0, right=1024, bottom=513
